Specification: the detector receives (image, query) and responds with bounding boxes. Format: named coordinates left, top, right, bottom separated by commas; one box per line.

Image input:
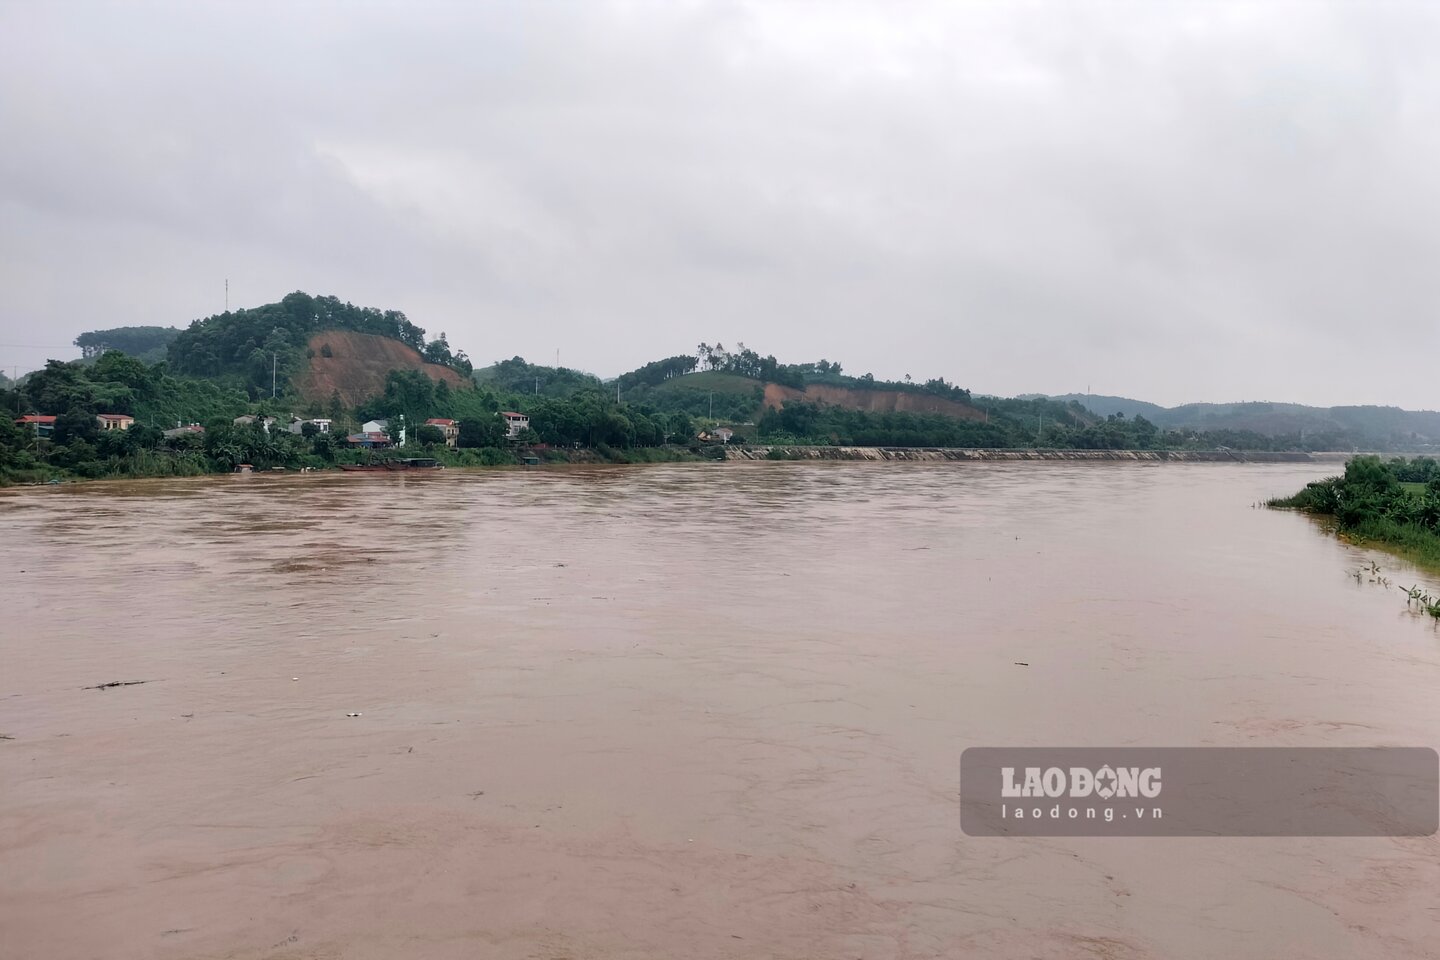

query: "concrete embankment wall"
left=723, top=446, right=1335, bottom=463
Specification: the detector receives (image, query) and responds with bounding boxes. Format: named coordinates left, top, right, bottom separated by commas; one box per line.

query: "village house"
left=424, top=418, right=460, bottom=448
left=346, top=431, right=392, bottom=449
left=163, top=423, right=205, bottom=439
left=234, top=415, right=278, bottom=432
left=96, top=413, right=134, bottom=431
left=363, top=418, right=407, bottom=445
left=501, top=411, right=530, bottom=439
left=14, top=415, right=56, bottom=438
left=288, top=417, right=332, bottom=435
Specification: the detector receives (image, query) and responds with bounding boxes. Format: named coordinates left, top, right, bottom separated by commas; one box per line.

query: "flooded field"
left=2, top=462, right=1437, bottom=959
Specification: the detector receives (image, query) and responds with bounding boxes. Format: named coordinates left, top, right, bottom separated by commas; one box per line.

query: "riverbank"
left=727, top=445, right=1359, bottom=463
left=1268, top=455, right=1440, bottom=579
left=4, top=444, right=1380, bottom=486
left=0, top=443, right=705, bottom=486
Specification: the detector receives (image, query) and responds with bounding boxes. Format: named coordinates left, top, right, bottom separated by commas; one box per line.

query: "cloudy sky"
left=2, top=1, right=1437, bottom=408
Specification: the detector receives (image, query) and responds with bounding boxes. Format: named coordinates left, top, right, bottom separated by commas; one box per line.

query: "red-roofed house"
left=424, top=418, right=460, bottom=448
left=346, top=431, right=393, bottom=449
left=14, top=415, right=56, bottom=438
left=96, top=413, right=134, bottom=431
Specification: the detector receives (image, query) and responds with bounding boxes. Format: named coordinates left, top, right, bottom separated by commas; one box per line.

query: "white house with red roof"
left=424, top=418, right=460, bottom=448
left=96, top=413, right=134, bottom=431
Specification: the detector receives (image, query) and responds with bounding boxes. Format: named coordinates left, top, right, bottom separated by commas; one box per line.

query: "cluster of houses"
left=14, top=410, right=535, bottom=450
left=349, top=411, right=530, bottom=449
left=14, top=412, right=135, bottom=437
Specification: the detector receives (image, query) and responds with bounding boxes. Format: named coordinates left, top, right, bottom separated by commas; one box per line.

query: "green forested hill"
left=471, top=357, right=604, bottom=398
left=74, top=326, right=181, bottom=363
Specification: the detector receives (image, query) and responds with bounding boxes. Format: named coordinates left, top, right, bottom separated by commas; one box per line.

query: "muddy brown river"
left=2, top=462, right=1437, bottom=959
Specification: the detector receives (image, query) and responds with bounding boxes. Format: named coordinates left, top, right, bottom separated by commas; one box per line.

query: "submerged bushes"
left=1270, top=456, right=1440, bottom=572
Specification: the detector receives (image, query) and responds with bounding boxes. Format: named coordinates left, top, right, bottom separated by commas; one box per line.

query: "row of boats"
left=338, top=458, right=444, bottom=472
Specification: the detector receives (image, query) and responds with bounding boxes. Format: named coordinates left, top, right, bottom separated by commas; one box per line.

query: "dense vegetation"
left=689, top=341, right=972, bottom=402
left=17, top=353, right=248, bottom=430
left=472, top=356, right=604, bottom=398
left=74, top=326, right=180, bottom=362
left=1269, top=456, right=1440, bottom=574
left=623, top=370, right=766, bottom=422
left=363, top=369, right=695, bottom=450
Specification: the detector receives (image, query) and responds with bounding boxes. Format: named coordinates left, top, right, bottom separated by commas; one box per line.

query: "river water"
left=1, top=462, right=1437, bottom=959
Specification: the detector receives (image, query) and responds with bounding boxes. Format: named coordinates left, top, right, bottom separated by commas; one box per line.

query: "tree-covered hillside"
left=688, top=341, right=973, bottom=403
left=74, top=326, right=181, bottom=363
left=471, top=357, right=603, bottom=398
left=1045, top=393, right=1168, bottom=421
left=12, top=353, right=249, bottom=428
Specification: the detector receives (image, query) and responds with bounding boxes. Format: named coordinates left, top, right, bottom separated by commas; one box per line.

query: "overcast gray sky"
left=2, top=1, right=1437, bottom=408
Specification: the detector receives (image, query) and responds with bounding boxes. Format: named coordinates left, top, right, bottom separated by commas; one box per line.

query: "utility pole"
left=709, top=393, right=713, bottom=419
left=534, top=377, right=540, bottom=395
left=225, top=278, right=228, bottom=312
left=272, top=354, right=277, bottom=398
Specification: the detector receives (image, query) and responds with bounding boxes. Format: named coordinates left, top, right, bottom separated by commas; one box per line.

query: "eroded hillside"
left=295, top=331, right=470, bottom=407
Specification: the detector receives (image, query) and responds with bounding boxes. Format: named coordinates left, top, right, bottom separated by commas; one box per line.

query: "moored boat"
left=340, top=458, right=444, bottom=472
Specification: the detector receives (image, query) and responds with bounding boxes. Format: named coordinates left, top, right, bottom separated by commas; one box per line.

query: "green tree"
left=0, top=415, right=30, bottom=470
left=54, top=405, right=100, bottom=445
left=458, top=416, right=504, bottom=448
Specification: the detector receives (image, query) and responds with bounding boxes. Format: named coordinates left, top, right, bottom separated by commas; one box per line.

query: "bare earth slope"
left=763, top=382, right=987, bottom=421
left=295, top=330, right=469, bottom=407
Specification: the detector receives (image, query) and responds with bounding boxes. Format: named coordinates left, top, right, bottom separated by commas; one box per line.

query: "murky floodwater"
left=2, top=462, right=1437, bottom=960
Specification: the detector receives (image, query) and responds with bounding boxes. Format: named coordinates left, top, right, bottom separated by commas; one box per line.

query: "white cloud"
left=2, top=0, right=1438, bottom=407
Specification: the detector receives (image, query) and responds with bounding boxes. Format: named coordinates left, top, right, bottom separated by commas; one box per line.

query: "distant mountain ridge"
left=1045, top=394, right=1440, bottom=448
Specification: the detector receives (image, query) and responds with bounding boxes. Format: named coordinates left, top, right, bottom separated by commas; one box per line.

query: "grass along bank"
left=1268, top=456, right=1440, bottom=613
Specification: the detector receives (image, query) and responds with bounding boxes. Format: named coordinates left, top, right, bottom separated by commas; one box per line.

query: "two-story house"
left=501, top=412, right=530, bottom=440
left=424, top=418, right=460, bottom=448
